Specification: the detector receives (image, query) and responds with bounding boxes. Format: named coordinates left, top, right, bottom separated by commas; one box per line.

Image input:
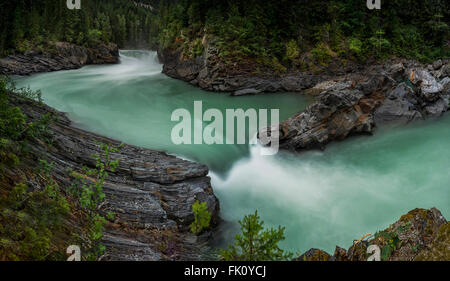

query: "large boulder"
left=374, top=83, right=423, bottom=123
left=409, top=69, right=443, bottom=101
left=276, top=75, right=388, bottom=150
left=424, top=98, right=449, bottom=118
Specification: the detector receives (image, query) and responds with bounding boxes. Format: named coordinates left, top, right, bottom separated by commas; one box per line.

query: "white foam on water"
left=211, top=119, right=450, bottom=253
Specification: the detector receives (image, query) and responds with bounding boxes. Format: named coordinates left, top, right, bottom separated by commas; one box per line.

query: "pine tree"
left=220, top=211, right=293, bottom=261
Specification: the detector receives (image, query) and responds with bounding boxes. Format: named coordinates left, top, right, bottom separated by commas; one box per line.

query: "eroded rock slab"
left=0, top=42, right=119, bottom=76
left=14, top=97, right=220, bottom=261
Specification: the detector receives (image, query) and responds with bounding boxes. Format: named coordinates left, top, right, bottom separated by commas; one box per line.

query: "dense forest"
left=157, top=0, right=450, bottom=67
left=0, top=0, right=160, bottom=55
left=1, top=0, right=449, bottom=65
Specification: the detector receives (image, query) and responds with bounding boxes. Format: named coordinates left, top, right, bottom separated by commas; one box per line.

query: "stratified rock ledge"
left=13, top=96, right=220, bottom=261
left=0, top=42, right=119, bottom=76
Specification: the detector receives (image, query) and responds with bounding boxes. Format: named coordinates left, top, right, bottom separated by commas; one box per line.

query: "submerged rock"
left=233, top=88, right=261, bottom=96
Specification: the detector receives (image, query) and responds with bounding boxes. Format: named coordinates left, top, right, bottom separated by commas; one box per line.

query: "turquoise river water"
left=14, top=50, right=450, bottom=254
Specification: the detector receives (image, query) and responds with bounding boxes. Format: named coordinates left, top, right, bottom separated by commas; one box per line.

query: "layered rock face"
left=0, top=42, right=119, bottom=76
left=296, top=208, right=450, bottom=261
left=158, top=43, right=324, bottom=95
left=14, top=97, right=220, bottom=261
left=276, top=60, right=450, bottom=151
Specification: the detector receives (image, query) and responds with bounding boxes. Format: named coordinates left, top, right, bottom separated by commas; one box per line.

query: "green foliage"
left=285, top=39, right=300, bottom=64
left=312, top=42, right=333, bottom=65
left=69, top=142, right=121, bottom=260
left=106, top=211, right=116, bottom=221
left=368, top=29, right=391, bottom=58
left=70, top=143, right=120, bottom=211
left=220, top=211, right=293, bottom=261
left=0, top=0, right=159, bottom=54
left=0, top=169, right=70, bottom=260
left=190, top=201, right=211, bottom=235
left=349, top=38, right=363, bottom=58
left=191, top=38, right=205, bottom=57
left=374, top=230, right=401, bottom=261
left=2, top=1, right=448, bottom=61
left=86, top=29, right=103, bottom=47
left=0, top=76, right=51, bottom=172
left=0, top=78, right=26, bottom=141
left=157, top=0, right=449, bottom=66
left=0, top=77, right=121, bottom=260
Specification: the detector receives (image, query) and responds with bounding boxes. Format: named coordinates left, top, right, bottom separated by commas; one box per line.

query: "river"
left=14, top=50, right=450, bottom=254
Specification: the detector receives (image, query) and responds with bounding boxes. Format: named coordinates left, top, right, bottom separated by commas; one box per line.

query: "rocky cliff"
left=11, top=96, right=220, bottom=261
left=0, top=42, right=119, bottom=76
left=296, top=208, right=450, bottom=261
left=158, top=42, right=327, bottom=95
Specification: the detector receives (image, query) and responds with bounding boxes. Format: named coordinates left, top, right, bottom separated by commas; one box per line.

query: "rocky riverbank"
left=296, top=208, right=450, bottom=261
left=275, top=59, right=450, bottom=151
left=10, top=95, right=220, bottom=261
left=159, top=43, right=449, bottom=152
left=0, top=42, right=119, bottom=76
left=158, top=44, right=327, bottom=95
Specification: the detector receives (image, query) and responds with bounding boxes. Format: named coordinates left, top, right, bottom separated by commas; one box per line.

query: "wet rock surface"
left=13, top=97, right=220, bottom=261
left=158, top=45, right=324, bottom=94
left=0, top=42, right=119, bottom=76
left=296, top=208, right=449, bottom=261
left=276, top=60, right=450, bottom=151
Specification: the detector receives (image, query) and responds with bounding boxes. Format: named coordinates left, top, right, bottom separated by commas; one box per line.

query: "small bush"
left=190, top=201, right=211, bottom=235
left=349, top=38, right=363, bottom=58
left=312, top=42, right=333, bottom=65
left=285, top=39, right=299, bottom=63
left=0, top=76, right=51, bottom=172
left=87, top=29, right=102, bottom=47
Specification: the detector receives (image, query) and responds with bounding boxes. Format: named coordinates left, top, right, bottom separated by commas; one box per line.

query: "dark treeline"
left=1, top=0, right=449, bottom=64
left=0, top=0, right=160, bottom=55
left=157, top=0, right=450, bottom=66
